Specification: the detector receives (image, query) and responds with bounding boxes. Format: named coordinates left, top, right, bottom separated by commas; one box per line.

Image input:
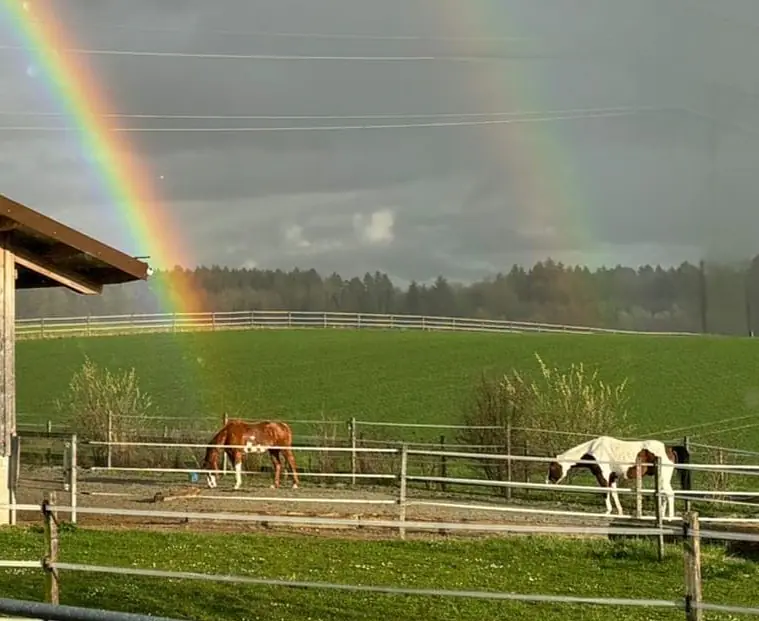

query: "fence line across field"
left=14, top=309, right=701, bottom=339
left=3, top=508, right=759, bottom=621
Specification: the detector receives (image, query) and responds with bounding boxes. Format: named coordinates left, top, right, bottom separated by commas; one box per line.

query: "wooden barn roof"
left=0, top=193, right=151, bottom=294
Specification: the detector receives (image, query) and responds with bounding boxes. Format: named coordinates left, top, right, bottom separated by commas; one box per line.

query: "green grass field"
left=1, top=525, right=757, bottom=621
left=15, top=329, right=759, bottom=445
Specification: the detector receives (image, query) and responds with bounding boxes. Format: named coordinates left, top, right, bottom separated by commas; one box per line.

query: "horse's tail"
left=669, top=444, right=691, bottom=490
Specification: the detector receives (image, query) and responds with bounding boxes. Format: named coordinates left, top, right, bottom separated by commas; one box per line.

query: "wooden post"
left=9, top=433, right=19, bottom=525
left=349, top=417, right=357, bottom=486
left=0, top=236, right=16, bottom=526
left=635, top=455, right=643, bottom=519
left=106, top=410, right=113, bottom=469
left=654, top=456, right=664, bottom=561
left=683, top=512, right=703, bottom=621
left=505, top=423, right=512, bottom=501
left=70, top=433, right=77, bottom=524
left=439, top=435, right=447, bottom=492
left=398, top=444, right=408, bottom=540
left=42, top=491, right=59, bottom=605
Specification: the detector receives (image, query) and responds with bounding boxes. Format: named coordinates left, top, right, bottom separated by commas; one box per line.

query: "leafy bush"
left=459, top=352, right=631, bottom=485
left=54, top=357, right=152, bottom=466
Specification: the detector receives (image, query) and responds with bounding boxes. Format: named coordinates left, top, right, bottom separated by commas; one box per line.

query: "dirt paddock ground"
left=14, top=464, right=652, bottom=540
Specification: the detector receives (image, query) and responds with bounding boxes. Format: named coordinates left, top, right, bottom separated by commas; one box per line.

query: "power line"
left=23, top=18, right=531, bottom=43
left=0, top=44, right=557, bottom=62
left=0, top=108, right=664, bottom=133
left=0, top=105, right=664, bottom=121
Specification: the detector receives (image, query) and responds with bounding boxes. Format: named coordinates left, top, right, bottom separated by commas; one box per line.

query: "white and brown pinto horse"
left=201, top=419, right=300, bottom=490
left=545, top=435, right=689, bottom=518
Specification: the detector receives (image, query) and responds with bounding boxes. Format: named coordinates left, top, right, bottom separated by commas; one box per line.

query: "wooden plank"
left=0, top=235, right=15, bottom=458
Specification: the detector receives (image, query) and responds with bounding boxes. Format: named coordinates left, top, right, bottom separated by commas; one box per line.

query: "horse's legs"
left=283, top=448, right=299, bottom=489
left=610, top=481, right=624, bottom=516
left=604, top=484, right=613, bottom=514
left=205, top=451, right=219, bottom=488
left=269, top=450, right=282, bottom=489
left=232, top=450, right=243, bottom=490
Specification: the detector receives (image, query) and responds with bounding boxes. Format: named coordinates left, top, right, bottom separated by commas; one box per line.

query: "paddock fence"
left=3, top=500, right=759, bottom=620
left=11, top=434, right=759, bottom=530
left=17, top=415, right=704, bottom=499
left=14, top=309, right=699, bottom=340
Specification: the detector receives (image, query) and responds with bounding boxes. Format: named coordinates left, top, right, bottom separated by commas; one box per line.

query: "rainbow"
left=1, top=0, right=199, bottom=311
left=431, top=5, right=593, bottom=261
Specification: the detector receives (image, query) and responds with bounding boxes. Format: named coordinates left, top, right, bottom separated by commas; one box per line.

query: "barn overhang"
left=0, top=193, right=151, bottom=525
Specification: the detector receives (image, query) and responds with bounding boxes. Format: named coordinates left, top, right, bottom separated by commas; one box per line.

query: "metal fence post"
left=683, top=511, right=703, bottom=621
left=70, top=434, right=78, bottom=524
left=635, top=455, right=643, bottom=519
left=398, top=444, right=408, bottom=540
left=505, top=422, right=512, bottom=501
left=222, top=412, right=229, bottom=475
left=654, top=456, right=663, bottom=561
left=107, top=410, right=113, bottom=469
left=349, top=418, right=357, bottom=486
left=683, top=435, right=692, bottom=514
left=62, top=440, right=70, bottom=493
left=439, top=435, right=447, bottom=492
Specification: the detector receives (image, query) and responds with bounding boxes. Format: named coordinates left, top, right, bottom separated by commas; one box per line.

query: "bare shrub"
left=458, top=352, right=631, bottom=487
left=54, top=357, right=152, bottom=466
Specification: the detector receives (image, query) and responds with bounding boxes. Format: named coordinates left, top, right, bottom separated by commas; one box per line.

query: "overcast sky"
left=3, top=0, right=759, bottom=283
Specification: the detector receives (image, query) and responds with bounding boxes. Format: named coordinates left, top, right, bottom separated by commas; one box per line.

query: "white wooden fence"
left=15, top=310, right=700, bottom=339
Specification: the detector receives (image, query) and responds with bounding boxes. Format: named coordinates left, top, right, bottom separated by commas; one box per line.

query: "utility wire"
left=0, top=105, right=659, bottom=121
left=0, top=44, right=559, bottom=62
left=0, top=108, right=661, bottom=133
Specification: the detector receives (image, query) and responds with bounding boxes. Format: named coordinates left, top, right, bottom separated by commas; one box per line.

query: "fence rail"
left=14, top=309, right=699, bottom=339
left=4, top=502, right=759, bottom=619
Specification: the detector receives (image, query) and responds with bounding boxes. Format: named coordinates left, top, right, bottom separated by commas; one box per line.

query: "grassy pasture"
left=14, top=329, right=759, bottom=447
left=1, top=526, right=758, bottom=621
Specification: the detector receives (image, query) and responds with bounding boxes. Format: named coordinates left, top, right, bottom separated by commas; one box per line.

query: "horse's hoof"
left=270, top=484, right=276, bottom=489
left=292, top=484, right=298, bottom=490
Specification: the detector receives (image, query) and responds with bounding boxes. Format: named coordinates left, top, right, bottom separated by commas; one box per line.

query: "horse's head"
left=546, top=460, right=568, bottom=484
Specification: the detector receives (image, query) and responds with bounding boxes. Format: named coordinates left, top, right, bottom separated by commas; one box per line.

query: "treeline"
left=15, top=256, right=759, bottom=335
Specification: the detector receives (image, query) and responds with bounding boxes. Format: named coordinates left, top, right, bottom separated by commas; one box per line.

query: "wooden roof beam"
left=13, top=249, right=102, bottom=295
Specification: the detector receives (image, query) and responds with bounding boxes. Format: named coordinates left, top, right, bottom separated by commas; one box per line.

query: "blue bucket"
left=190, top=472, right=199, bottom=483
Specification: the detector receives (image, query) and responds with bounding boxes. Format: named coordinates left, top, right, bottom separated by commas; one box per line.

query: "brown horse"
left=201, top=419, right=300, bottom=490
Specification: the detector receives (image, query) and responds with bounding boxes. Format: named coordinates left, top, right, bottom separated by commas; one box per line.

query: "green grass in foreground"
left=0, top=527, right=757, bottom=621
left=16, top=329, right=759, bottom=443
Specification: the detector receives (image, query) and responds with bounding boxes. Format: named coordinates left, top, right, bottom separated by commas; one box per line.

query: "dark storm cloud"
left=3, top=0, right=759, bottom=280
